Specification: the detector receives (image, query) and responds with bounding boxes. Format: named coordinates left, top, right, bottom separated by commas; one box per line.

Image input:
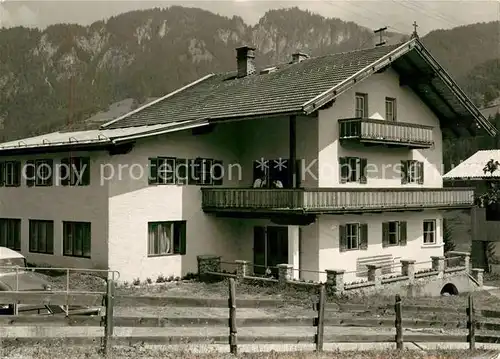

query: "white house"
left=443, top=150, right=500, bottom=271
left=0, top=37, right=494, bottom=283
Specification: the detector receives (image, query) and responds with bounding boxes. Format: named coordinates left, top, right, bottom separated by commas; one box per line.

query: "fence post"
left=315, top=284, right=326, bottom=352
left=102, top=275, right=115, bottom=355
left=395, top=294, right=403, bottom=350
left=228, top=278, right=238, bottom=355
left=467, top=294, right=475, bottom=350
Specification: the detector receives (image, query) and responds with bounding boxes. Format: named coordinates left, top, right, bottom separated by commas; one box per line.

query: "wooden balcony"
left=339, top=118, right=434, bottom=149
left=201, top=187, right=474, bottom=215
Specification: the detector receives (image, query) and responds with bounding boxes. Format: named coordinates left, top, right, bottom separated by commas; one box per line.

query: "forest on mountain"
left=0, top=6, right=498, bottom=168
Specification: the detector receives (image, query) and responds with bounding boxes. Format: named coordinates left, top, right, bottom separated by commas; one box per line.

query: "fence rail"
left=0, top=279, right=498, bottom=354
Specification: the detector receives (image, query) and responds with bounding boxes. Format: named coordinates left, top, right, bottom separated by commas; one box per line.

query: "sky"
left=0, top=0, right=498, bottom=36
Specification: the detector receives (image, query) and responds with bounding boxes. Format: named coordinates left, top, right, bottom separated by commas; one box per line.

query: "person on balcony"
left=273, top=179, right=283, bottom=188
left=253, top=175, right=267, bottom=188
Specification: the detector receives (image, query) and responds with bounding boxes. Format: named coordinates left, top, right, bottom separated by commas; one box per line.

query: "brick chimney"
left=292, top=52, right=309, bottom=63
left=236, top=46, right=256, bottom=78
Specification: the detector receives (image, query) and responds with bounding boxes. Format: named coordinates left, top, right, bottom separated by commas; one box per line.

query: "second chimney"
left=236, top=46, right=256, bottom=78
left=292, top=52, right=309, bottom=63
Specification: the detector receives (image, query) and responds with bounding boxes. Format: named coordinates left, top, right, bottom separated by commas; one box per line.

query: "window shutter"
left=81, top=157, right=91, bottom=186
left=176, top=158, right=188, bottom=185
left=194, top=158, right=203, bottom=185
left=45, top=159, right=53, bottom=186
left=60, top=158, right=69, bottom=186
left=359, top=223, right=368, bottom=250
left=399, top=221, right=407, bottom=246
left=339, top=157, right=347, bottom=184
left=401, top=160, right=408, bottom=184
left=13, top=161, right=20, bottom=187
left=382, top=222, right=390, bottom=247
left=178, top=222, right=187, bottom=255
left=359, top=158, right=367, bottom=184
left=212, top=160, right=223, bottom=186
left=417, top=161, right=424, bottom=185
left=148, top=158, right=158, bottom=185
left=26, top=160, right=35, bottom=187
left=0, top=162, right=5, bottom=187
left=187, top=159, right=197, bottom=185
left=339, top=225, right=347, bottom=252
left=47, top=222, right=54, bottom=254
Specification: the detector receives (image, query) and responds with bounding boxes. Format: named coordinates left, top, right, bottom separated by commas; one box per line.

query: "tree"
left=476, top=159, right=500, bottom=207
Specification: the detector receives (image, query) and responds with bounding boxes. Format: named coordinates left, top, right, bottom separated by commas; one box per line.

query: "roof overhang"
left=0, top=121, right=209, bottom=156
left=301, top=38, right=496, bottom=137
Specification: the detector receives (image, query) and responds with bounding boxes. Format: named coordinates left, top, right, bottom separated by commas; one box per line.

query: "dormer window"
left=355, top=93, right=368, bottom=118
left=385, top=97, right=397, bottom=121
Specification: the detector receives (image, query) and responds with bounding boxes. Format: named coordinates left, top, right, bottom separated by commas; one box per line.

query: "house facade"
left=0, top=37, right=493, bottom=283
left=444, top=150, right=500, bottom=272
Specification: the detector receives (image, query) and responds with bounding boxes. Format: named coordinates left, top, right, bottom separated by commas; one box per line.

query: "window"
left=0, top=161, right=21, bottom=187
left=26, top=159, right=53, bottom=187
left=385, top=97, right=397, bottom=121
left=382, top=221, right=407, bottom=247
left=401, top=160, right=424, bottom=184
left=149, top=157, right=223, bottom=186
left=355, top=93, right=368, bottom=118
left=60, top=157, right=90, bottom=186
left=339, top=157, right=367, bottom=184
left=63, top=221, right=91, bottom=258
left=197, top=158, right=213, bottom=185
left=0, top=218, right=21, bottom=251
left=339, top=223, right=368, bottom=252
left=29, top=220, right=54, bottom=254
left=158, top=157, right=176, bottom=184
left=148, top=221, right=186, bottom=256
left=423, top=220, right=436, bottom=245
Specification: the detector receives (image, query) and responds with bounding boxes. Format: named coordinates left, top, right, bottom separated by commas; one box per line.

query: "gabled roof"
left=443, top=150, right=500, bottom=180
left=102, top=37, right=496, bottom=137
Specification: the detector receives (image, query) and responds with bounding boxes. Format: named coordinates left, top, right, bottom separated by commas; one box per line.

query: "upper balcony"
left=338, top=118, right=434, bottom=149
left=201, top=187, right=474, bottom=216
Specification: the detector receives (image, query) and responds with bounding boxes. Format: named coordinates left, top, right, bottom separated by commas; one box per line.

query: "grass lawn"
left=0, top=347, right=491, bottom=359
left=40, top=271, right=500, bottom=313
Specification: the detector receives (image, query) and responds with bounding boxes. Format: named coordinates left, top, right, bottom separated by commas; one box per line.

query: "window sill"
left=421, top=243, right=443, bottom=249
left=63, top=254, right=91, bottom=259
left=147, top=253, right=184, bottom=258
left=29, top=251, right=54, bottom=255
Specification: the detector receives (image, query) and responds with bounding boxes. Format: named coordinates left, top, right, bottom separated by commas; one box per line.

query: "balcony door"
left=252, top=159, right=301, bottom=188
left=253, top=226, right=288, bottom=276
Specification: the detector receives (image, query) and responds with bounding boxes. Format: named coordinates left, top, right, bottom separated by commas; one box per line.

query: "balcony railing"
left=339, top=118, right=434, bottom=149
left=201, top=187, right=474, bottom=214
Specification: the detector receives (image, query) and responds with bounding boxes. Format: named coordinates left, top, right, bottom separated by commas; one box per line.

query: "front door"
left=253, top=226, right=288, bottom=277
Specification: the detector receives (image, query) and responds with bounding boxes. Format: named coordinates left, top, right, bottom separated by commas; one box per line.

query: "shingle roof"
left=443, top=150, right=500, bottom=179
left=103, top=43, right=402, bottom=129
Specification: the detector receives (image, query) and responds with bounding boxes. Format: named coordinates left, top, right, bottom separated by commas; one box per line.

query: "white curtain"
left=149, top=223, right=172, bottom=255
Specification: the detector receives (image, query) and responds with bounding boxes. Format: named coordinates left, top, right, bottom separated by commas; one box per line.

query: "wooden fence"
left=1, top=278, right=500, bottom=355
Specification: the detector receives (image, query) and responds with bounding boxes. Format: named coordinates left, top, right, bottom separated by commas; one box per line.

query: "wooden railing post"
left=315, top=284, right=326, bottom=352
left=467, top=294, right=475, bottom=350
left=102, top=275, right=115, bottom=355
left=228, top=278, right=237, bottom=355
left=395, top=294, right=403, bottom=350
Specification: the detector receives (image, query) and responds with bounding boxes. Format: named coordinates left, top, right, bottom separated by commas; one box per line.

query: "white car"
left=0, top=247, right=101, bottom=316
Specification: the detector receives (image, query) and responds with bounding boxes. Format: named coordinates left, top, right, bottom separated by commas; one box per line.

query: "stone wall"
left=198, top=252, right=483, bottom=297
